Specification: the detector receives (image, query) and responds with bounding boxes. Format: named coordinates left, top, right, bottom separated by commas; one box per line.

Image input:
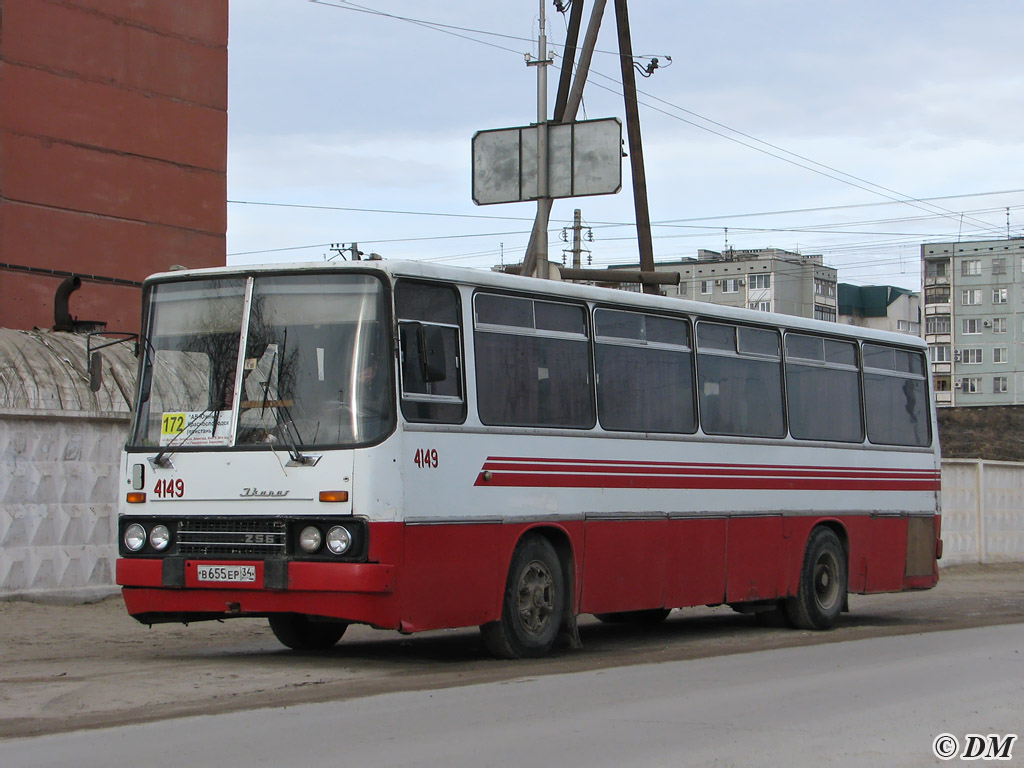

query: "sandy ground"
left=1, top=563, right=1022, bottom=740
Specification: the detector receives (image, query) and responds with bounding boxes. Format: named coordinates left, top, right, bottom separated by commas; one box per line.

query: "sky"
left=226, top=0, right=1024, bottom=291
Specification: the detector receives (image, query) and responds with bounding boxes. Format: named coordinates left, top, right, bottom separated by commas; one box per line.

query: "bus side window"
left=395, top=281, right=466, bottom=424
left=862, top=343, right=930, bottom=447
left=696, top=322, right=785, bottom=438
left=784, top=333, right=863, bottom=443
left=594, top=308, right=696, bottom=434
left=474, top=293, right=594, bottom=429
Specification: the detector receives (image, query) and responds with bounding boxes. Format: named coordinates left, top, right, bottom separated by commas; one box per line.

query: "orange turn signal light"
left=126, top=492, right=147, bottom=504
left=319, top=490, right=349, bottom=503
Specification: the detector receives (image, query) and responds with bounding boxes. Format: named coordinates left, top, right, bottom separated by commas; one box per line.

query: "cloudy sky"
left=226, top=1, right=1024, bottom=290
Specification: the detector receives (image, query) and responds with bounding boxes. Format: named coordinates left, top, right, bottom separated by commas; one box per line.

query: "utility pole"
left=524, top=0, right=552, bottom=279
left=571, top=208, right=583, bottom=269
left=614, top=0, right=658, bottom=294
left=522, top=0, right=606, bottom=278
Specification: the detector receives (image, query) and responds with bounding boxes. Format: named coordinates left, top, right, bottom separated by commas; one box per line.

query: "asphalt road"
left=0, top=563, right=1022, bottom=746
left=1, top=622, right=1022, bottom=767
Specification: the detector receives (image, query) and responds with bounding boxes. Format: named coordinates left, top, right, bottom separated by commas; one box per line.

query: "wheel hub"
left=517, top=560, right=555, bottom=635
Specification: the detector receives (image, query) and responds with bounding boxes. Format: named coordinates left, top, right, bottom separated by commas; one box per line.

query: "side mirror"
left=88, top=352, right=103, bottom=392
left=139, top=360, right=153, bottom=404
left=418, top=325, right=447, bottom=383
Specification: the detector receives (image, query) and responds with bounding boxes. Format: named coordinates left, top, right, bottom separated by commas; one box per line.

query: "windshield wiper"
left=266, top=404, right=313, bottom=466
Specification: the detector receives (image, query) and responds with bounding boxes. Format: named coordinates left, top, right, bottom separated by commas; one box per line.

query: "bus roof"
left=143, top=259, right=926, bottom=349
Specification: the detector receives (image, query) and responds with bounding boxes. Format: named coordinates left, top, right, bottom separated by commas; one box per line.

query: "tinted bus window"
left=697, top=322, right=784, bottom=438
left=396, top=281, right=465, bottom=423
left=474, top=293, right=594, bottom=428
left=785, top=333, right=863, bottom=442
left=862, top=343, right=930, bottom=447
left=594, top=309, right=696, bottom=434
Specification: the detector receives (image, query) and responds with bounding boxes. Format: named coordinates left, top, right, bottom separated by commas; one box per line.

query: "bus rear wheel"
left=268, top=614, right=348, bottom=650
left=481, top=534, right=565, bottom=659
left=785, top=527, right=847, bottom=630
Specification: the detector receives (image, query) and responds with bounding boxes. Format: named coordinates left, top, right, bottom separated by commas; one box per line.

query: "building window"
left=721, top=279, right=740, bottom=294
left=929, top=345, right=951, bottom=363
left=749, top=273, right=771, bottom=289
left=961, top=259, right=981, bottom=276
left=994, top=347, right=1009, bottom=364
left=925, top=286, right=950, bottom=304
left=960, top=377, right=982, bottom=393
left=748, top=301, right=771, bottom=312
left=925, top=260, right=948, bottom=278
left=993, top=258, right=1006, bottom=275
left=700, top=280, right=713, bottom=295
left=962, top=289, right=982, bottom=306
left=813, top=278, right=835, bottom=297
left=993, top=288, right=1008, bottom=304
left=993, top=317, right=1007, bottom=333
left=961, top=348, right=983, bottom=364
left=994, top=376, right=1009, bottom=394
left=962, top=318, right=982, bottom=335
left=897, top=320, right=919, bottom=333
left=813, top=306, right=837, bottom=321
left=926, top=315, right=951, bottom=335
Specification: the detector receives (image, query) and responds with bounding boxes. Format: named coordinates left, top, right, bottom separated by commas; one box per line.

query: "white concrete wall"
left=941, top=459, right=1024, bottom=565
left=0, top=411, right=129, bottom=601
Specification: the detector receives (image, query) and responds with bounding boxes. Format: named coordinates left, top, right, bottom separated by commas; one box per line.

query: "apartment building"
left=610, top=248, right=838, bottom=320
left=921, top=238, right=1024, bottom=406
left=838, top=284, right=921, bottom=335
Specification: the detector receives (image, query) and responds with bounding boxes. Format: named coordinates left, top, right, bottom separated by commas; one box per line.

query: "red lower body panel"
left=117, top=514, right=939, bottom=633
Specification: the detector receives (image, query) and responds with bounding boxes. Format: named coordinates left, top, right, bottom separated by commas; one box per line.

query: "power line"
left=306, top=1, right=1008, bottom=239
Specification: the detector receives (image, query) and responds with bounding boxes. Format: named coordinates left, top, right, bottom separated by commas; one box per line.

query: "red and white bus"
left=115, top=260, right=941, bottom=657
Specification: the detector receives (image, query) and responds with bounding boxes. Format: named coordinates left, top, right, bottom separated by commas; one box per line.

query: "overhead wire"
left=239, top=2, right=1022, bottom=274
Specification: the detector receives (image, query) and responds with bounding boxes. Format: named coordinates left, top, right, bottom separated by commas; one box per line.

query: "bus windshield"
left=132, top=272, right=393, bottom=450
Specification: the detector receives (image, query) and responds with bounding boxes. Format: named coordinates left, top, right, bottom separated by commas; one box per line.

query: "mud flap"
left=557, top=611, right=583, bottom=650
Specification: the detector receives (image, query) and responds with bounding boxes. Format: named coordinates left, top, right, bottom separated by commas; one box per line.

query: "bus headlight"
left=326, top=526, right=352, bottom=555
left=124, top=523, right=146, bottom=552
left=149, top=524, right=170, bottom=551
left=299, top=526, right=322, bottom=553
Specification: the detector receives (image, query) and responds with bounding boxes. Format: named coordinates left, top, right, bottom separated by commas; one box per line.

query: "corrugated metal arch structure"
left=0, top=329, right=137, bottom=414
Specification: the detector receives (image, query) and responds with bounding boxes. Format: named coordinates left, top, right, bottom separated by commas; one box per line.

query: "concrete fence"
left=2, top=416, right=1023, bottom=601
left=0, top=410, right=129, bottom=601
left=939, top=459, right=1024, bottom=565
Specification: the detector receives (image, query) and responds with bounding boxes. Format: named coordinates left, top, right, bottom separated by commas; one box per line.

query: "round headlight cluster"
left=297, top=524, right=352, bottom=555
left=149, top=525, right=170, bottom=551
left=124, top=523, right=147, bottom=552
left=326, top=526, right=352, bottom=555
left=123, top=522, right=171, bottom=553
left=299, top=526, right=322, bottom=553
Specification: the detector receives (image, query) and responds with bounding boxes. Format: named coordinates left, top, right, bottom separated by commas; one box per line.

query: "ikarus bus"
left=116, top=260, right=942, bottom=658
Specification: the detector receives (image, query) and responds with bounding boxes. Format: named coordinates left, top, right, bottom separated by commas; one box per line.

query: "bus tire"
left=268, top=614, right=347, bottom=650
left=785, top=527, right=847, bottom=630
left=481, top=534, right=565, bottom=659
left=593, top=609, right=671, bottom=624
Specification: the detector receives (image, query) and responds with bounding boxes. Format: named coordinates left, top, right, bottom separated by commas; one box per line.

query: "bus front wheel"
left=268, top=614, right=348, bottom=650
left=481, top=534, right=565, bottom=659
left=785, top=526, right=847, bottom=630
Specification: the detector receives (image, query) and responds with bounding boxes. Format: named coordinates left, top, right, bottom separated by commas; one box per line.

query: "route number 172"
left=414, top=448, right=439, bottom=468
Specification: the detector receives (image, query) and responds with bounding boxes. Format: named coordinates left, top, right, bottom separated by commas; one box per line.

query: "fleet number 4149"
left=414, top=448, right=438, bottom=468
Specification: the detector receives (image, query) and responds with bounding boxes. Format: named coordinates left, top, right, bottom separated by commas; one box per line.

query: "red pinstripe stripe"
left=475, top=456, right=940, bottom=491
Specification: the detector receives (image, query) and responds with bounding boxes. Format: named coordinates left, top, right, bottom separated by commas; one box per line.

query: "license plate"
left=196, top=564, right=257, bottom=583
